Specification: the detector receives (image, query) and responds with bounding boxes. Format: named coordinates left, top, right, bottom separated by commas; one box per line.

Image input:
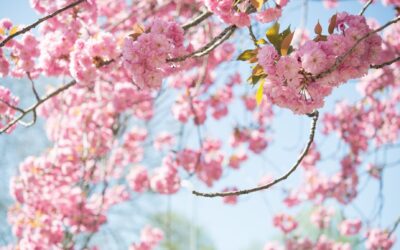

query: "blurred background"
left=0, top=1, right=399, bottom=249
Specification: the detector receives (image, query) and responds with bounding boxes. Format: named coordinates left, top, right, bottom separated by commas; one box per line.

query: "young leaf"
left=314, top=21, right=322, bottom=35
left=328, top=14, right=337, bottom=34
left=256, top=79, right=265, bottom=106
left=250, top=0, right=264, bottom=10
left=9, top=26, right=18, bottom=36
left=237, top=49, right=257, bottom=61
left=266, top=22, right=280, bottom=49
left=266, top=22, right=280, bottom=37
left=280, top=26, right=292, bottom=40
left=252, top=64, right=265, bottom=76
left=256, top=38, right=267, bottom=45
left=281, top=31, right=294, bottom=56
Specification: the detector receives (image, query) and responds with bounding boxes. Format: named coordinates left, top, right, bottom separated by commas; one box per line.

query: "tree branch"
left=167, top=25, right=237, bottom=63
left=370, top=55, right=400, bottom=69
left=192, top=110, right=319, bottom=197
left=0, top=0, right=86, bottom=48
left=359, top=0, right=373, bottom=16
left=248, top=25, right=260, bottom=48
left=389, top=216, right=400, bottom=238
left=0, top=80, right=76, bottom=134
left=182, top=11, right=213, bottom=31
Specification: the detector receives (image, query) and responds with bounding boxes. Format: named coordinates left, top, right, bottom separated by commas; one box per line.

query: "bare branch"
left=0, top=99, right=24, bottom=113
left=27, top=72, right=41, bottom=101
left=370, top=55, right=400, bottom=69
left=192, top=110, right=319, bottom=197
left=359, top=0, right=373, bottom=16
left=0, top=0, right=86, bottom=48
left=389, top=216, right=400, bottom=238
left=182, top=11, right=213, bottom=31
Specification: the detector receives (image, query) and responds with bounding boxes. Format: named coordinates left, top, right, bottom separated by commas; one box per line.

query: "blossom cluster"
left=204, top=0, right=288, bottom=27
left=257, top=12, right=382, bottom=114
left=122, top=19, right=190, bottom=89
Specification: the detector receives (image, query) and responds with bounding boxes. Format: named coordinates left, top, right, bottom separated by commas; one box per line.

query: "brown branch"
left=0, top=0, right=86, bottom=48
left=192, top=110, right=319, bottom=197
left=388, top=216, right=400, bottom=238
left=0, top=99, right=24, bottom=113
left=359, top=0, right=373, bottom=16
left=182, top=11, right=213, bottom=31
left=370, top=55, right=400, bottom=69
left=27, top=72, right=41, bottom=101
left=167, top=25, right=237, bottom=63
left=315, top=16, right=400, bottom=80
left=0, top=80, right=77, bottom=134
left=248, top=25, right=260, bottom=48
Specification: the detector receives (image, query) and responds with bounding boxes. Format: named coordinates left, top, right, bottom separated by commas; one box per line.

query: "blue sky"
left=0, top=1, right=399, bottom=250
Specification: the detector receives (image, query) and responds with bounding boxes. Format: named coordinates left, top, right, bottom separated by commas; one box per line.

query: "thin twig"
left=370, top=55, right=400, bottom=69
left=167, top=25, right=237, bottom=63
left=0, top=99, right=24, bottom=113
left=0, top=0, right=86, bottom=48
left=182, top=11, right=213, bottom=31
left=315, top=16, right=400, bottom=80
left=192, top=110, right=319, bottom=197
left=359, top=0, right=373, bottom=16
left=248, top=25, right=260, bottom=48
left=388, top=216, right=400, bottom=238
left=0, top=80, right=77, bottom=134
left=27, top=72, right=41, bottom=101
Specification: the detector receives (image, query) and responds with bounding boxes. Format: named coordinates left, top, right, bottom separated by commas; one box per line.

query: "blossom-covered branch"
left=315, top=16, right=400, bottom=80
left=0, top=0, right=86, bottom=47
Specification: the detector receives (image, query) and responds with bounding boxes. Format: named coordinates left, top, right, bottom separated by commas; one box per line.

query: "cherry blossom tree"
left=0, top=0, right=400, bottom=249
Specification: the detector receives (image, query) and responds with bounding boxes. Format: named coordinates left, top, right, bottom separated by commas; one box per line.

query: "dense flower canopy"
left=0, top=0, right=400, bottom=249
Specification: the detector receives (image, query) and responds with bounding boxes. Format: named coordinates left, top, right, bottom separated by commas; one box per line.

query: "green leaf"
left=266, top=22, right=280, bottom=48
left=247, top=74, right=266, bottom=86
left=237, top=49, right=257, bottom=61
left=280, top=26, right=292, bottom=40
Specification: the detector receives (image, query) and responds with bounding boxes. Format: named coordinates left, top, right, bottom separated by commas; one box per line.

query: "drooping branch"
left=0, top=0, right=86, bottom=48
left=370, top=55, right=400, bottom=69
left=192, top=110, right=319, bottom=197
left=167, top=25, right=237, bottom=63
left=315, top=16, right=400, bottom=80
